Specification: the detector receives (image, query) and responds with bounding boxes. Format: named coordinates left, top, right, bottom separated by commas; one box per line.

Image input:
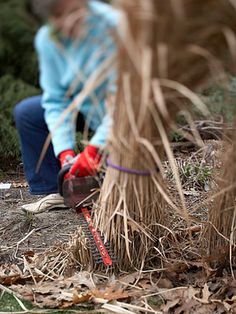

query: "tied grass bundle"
left=93, top=0, right=236, bottom=271
left=207, top=125, right=236, bottom=266
left=94, top=0, right=186, bottom=271
left=69, top=0, right=236, bottom=271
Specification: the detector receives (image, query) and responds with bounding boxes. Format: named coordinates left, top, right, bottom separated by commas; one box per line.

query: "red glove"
left=59, top=149, right=76, bottom=167
left=69, top=145, right=102, bottom=177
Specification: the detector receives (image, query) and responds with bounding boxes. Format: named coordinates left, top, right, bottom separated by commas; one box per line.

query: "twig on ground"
left=117, top=281, right=143, bottom=291
left=33, top=268, right=54, bottom=281
left=14, top=229, right=35, bottom=258
left=23, top=256, right=37, bottom=285
left=142, top=286, right=188, bottom=299
left=140, top=268, right=167, bottom=273
left=141, top=300, right=158, bottom=313
left=102, top=304, right=136, bottom=314
left=116, top=301, right=162, bottom=314
left=13, top=294, right=28, bottom=312
left=19, top=189, right=24, bottom=201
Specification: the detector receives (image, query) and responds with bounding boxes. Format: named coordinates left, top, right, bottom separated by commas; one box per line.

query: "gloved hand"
left=69, top=145, right=102, bottom=177
left=59, top=149, right=76, bottom=167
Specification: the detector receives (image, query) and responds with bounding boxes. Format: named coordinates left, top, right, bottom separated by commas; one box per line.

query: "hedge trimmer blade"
left=77, top=207, right=114, bottom=266
left=61, top=175, right=114, bottom=267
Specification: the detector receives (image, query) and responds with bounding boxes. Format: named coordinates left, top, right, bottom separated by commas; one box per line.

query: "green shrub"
left=201, top=78, right=236, bottom=122
left=0, top=0, right=39, bottom=85
left=0, top=0, right=40, bottom=170
left=0, top=75, right=39, bottom=170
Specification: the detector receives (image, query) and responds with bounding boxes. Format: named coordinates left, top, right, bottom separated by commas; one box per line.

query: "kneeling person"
left=14, top=0, right=118, bottom=213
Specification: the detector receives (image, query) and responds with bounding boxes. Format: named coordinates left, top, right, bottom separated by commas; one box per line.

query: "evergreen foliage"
left=0, top=0, right=39, bottom=84
left=0, top=0, right=39, bottom=170
left=202, top=79, right=236, bottom=122
left=0, top=75, right=39, bottom=169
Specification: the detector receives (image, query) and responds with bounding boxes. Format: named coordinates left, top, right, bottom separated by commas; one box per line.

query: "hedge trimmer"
left=58, top=166, right=114, bottom=267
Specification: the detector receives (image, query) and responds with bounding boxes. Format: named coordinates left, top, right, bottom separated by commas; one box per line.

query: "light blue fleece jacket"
left=35, top=0, right=118, bottom=157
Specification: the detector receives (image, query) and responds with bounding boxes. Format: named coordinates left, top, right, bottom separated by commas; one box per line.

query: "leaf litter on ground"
left=1, top=259, right=236, bottom=313
left=1, top=140, right=236, bottom=313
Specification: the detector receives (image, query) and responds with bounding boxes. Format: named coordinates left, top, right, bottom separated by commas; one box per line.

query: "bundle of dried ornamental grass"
left=206, top=125, right=236, bottom=267
left=69, top=0, right=236, bottom=271
left=92, top=0, right=236, bottom=271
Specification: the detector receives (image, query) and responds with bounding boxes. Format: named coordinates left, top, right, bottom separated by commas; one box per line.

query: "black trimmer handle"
left=57, top=164, right=71, bottom=196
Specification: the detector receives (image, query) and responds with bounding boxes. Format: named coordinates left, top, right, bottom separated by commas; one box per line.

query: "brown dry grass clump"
left=207, top=125, right=236, bottom=267
left=70, top=0, right=236, bottom=271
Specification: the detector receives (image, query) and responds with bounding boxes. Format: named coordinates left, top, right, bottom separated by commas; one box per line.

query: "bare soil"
left=0, top=178, right=79, bottom=265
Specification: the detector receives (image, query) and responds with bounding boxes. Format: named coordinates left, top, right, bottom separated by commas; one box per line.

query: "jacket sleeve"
left=89, top=113, right=113, bottom=147
left=35, top=26, right=76, bottom=157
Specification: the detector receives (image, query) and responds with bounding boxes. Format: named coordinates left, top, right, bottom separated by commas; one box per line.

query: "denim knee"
left=14, top=100, right=27, bottom=127
left=13, top=95, right=42, bottom=130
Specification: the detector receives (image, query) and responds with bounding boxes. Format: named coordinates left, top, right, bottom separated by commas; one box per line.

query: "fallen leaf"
left=92, top=297, right=108, bottom=304
left=137, top=279, right=153, bottom=290
left=157, top=278, right=174, bottom=289
left=164, top=261, right=189, bottom=275
left=73, top=291, right=92, bottom=304
left=23, top=251, right=35, bottom=258
left=60, top=301, right=74, bottom=309
left=71, top=272, right=96, bottom=290
left=59, top=272, right=96, bottom=291
left=33, top=281, right=65, bottom=295
left=175, top=299, right=200, bottom=314
left=57, top=291, right=74, bottom=302
left=161, top=298, right=180, bottom=313
left=11, top=285, right=34, bottom=302
left=208, top=281, right=222, bottom=294
left=195, top=283, right=211, bottom=304
left=92, top=286, right=130, bottom=302
left=0, top=264, right=32, bottom=286
left=118, top=272, right=140, bottom=285
left=159, top=285, right=198, bottom=310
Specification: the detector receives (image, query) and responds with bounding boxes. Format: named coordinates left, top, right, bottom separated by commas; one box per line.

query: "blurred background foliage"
left=0, top=0, right=40, bottom=171
left=0, top=0, right=38, bottom=84
left=202, top=78, right=236, bottom=122
left=0, top=0, right=235, bottom=172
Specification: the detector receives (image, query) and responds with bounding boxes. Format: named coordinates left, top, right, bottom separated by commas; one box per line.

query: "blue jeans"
left=14, top=96, right=61, bottom=195
left=14, top=96, right=89, bottom=195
